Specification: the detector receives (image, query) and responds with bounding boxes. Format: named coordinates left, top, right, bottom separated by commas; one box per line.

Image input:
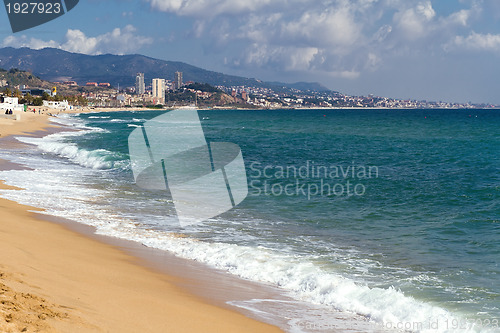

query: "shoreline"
left=0, top=113, right=284, bottom=332
left=0, top=107, right=394, bottom=333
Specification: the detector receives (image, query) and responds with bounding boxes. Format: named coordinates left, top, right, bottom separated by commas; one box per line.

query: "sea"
left=0, top=108, right=498, bottom=332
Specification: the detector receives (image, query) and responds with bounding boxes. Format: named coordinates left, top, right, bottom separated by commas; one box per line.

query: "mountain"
left=0, top=68, right=49, bottom=88
left=0, top=67, right=115, bottom=95
left=0, top=47, right=329, bottom=92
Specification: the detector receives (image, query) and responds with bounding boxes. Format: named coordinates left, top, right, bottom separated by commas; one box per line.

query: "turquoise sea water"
left=0, top=109, right=499, bottom=332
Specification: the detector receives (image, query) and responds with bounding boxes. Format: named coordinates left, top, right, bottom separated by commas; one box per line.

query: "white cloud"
left=62, top=29, right=99, bottom=54
left=390, top=1, right=482, bottom=52
left=393, top=1, right=436, bottom=40
left=451, top=32, right=500, bottom=52
left=148, top=0, right=184, bottom=13
left=365, top=52, right=381, bottom=70
left=331, top=70, right=361, bottom=79
left=233, top=3, right=366, bottom=73
left=440, top=2, right=481, bottom=28
left=1, top=25, right=153, bottom=55
left=417, top=1, right=436, bottom=20
left=280, top=8, right=361, bottom=50
left=243, top=44, right=320, bottom=71
left=2, top=35, right=59, bottom=49
left=148, top=0, right=274, bottom=17
left=146, top=0, right=389, bottom=74
left=447, top=9, right=471, bottom=26
left=62, top=25, right=153, bottom=55
left=286, top=47, right=320, bottom=71
left=149, top=0, right=499, bottom=80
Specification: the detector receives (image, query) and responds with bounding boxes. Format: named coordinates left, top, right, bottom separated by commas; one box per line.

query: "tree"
left=185, top=82, right=222, bottom=93
left=13, top=89, right=22, bottom=99
left=42, top=91, right=51, bottom=101
left=20, top=93, right=33, bottom=105
left=33, top=97, right=43, bottom=106
left=76, top=95, right=88, bottom=106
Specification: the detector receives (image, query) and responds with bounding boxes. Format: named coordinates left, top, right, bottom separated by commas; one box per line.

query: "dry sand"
left=0, top=110, right=283, bottom=332
left=0, top=111, right=55, bottom=138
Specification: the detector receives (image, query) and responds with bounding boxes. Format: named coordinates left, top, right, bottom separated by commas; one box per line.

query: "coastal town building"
left=21, top=88, right=51, bottom=96
left=174, top=72, right=183, bottom=90
left=0, top=96, right=24, bottom=113
left=135, top=73, right=145, bottom=95
left=42, top=100, right=73, bottom=110
left=152, top=78, right=165, bottom=104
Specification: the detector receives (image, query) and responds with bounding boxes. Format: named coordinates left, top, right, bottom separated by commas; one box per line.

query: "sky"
left=0, top=0, right=499, bottom=104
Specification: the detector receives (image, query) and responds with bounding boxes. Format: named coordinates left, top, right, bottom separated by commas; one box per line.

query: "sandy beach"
left=0, top=109, right=282, bottom=332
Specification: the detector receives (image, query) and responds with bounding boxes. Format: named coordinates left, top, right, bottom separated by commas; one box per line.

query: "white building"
left=152, top=78, right=165, bottom=103
left=43, top=100, right=73, bottom=110
left=0, top=96, right=24, bottom=112
left=117, top=94, right=126, bottom=103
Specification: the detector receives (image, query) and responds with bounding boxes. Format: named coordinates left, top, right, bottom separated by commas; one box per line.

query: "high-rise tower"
left=174, top=72, right=183, bottom=90
left=152, top=78, right=165, bottom=103
left=135, top=72, right=145, bottom=95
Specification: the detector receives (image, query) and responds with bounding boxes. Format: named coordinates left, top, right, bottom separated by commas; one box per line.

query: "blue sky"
left=1, top=0, right=500, bottom=104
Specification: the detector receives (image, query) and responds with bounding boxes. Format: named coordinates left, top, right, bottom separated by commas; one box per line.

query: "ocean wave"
left=98, top=224, right=483, bottom=333
left=49, top=113, right=86, bottom=127
left=49, top=114, right=110, bottom=132
left=17, top=132, right=128, bottom=170
left=88, top=116, right=111, bottom=119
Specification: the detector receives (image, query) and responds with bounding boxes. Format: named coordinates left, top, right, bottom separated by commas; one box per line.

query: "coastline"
left=0, top=112, right=283, bottom=332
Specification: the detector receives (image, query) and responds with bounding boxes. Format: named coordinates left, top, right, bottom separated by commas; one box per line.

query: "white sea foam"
left=16, top=130, right=127, bottom=170
left=106, top=226, right=485, bottom=333
left=88, top=116, right=111, bottom=119
left=49, top=114, right=108, bottom=132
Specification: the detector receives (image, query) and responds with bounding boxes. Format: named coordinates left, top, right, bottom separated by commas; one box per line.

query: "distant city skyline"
left=1, top=1, right=500, bottom=104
